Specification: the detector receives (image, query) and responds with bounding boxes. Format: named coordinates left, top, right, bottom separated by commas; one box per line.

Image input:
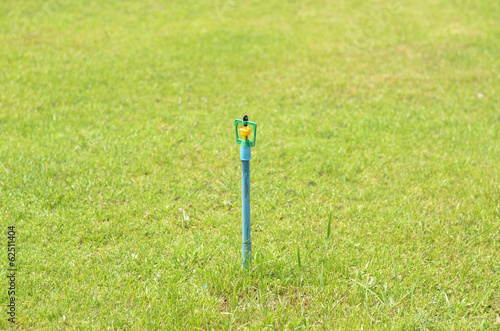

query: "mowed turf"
left=0, top=0, right=499, bottom=329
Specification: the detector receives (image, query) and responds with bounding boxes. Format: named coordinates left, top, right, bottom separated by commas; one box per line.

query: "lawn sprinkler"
left=234, top=115, right=257, bottom=270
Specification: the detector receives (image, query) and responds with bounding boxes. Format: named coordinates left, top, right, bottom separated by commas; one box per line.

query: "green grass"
left=1, top=0, right=499, bottom=329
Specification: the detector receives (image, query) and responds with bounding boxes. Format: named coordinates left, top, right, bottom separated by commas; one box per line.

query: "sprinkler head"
left=234, top=116, right=257, bottom=147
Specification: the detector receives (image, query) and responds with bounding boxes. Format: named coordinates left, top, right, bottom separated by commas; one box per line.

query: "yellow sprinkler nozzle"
left=240, top=126, right=251, bottom=139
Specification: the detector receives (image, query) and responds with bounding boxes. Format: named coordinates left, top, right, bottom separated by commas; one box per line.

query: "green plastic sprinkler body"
left=234, top=115, right=257, bottom=270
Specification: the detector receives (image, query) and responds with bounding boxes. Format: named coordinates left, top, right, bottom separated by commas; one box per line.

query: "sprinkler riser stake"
left=241, top=146, right=251, bottom=269
left=234, top=116, right=257, bottom=271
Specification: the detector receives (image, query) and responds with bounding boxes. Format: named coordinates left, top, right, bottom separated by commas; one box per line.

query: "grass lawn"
left=1, top=0, right=499, bottom=329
